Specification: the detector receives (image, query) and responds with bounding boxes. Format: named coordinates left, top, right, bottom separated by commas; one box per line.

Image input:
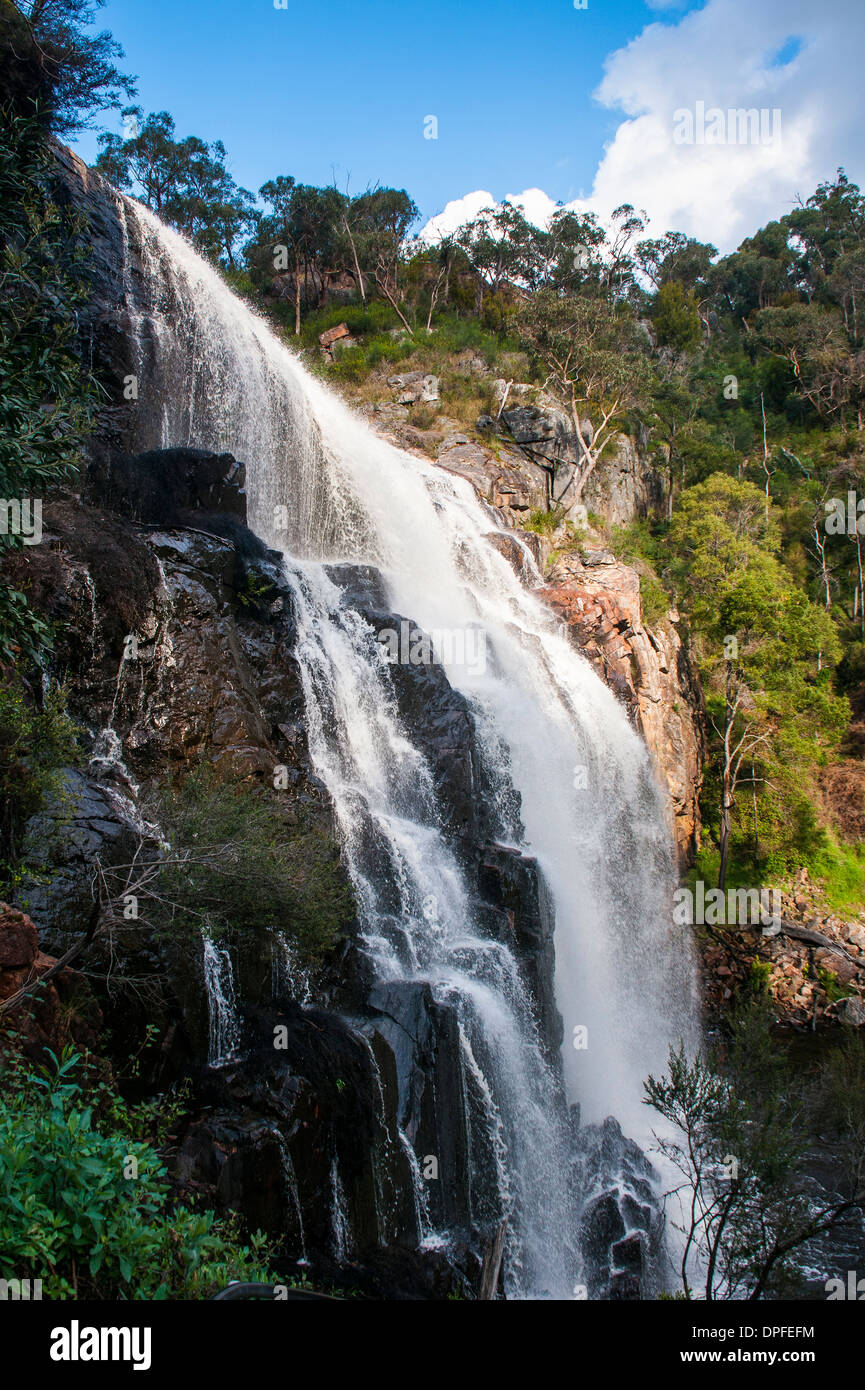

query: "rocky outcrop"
left=571, top=1116, right=665, bottom=1300
left=700, top=871, right=865, bottom=1029
left=541, top=547, right=704, bottom=867
left=499, top=402, right=663, bottom=523
left=387, top=371, right=440, bottom=405
left=435, top=430, right=547, bottom=522
left=0, top=903, right=100, bottom=1059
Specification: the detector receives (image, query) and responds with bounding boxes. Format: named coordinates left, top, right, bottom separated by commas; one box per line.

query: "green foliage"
left=748, top=957, right=772, bottom=994
left=522, top=507, right=565, bottom=536
left=652, top=281, right=702, bottom=353
left=147, top=764, right=354, bottom=961
left=324, top=335, right=408, bottom=384
left=3, top=0, right=136, bottom=135
left=0, top=110, right=98, bottom=662
left=298, top=299, right=401, bottom=347
left=666, top=473, right=849, bottom=884
left=817, top=966, right=850, bottom=1004
left=0, top=677, right=79, bottom=895
left=0, top=1048, right=275, bottom=1299
left=639, top=572, right=671, bottom=628
left=808, top=838, right=865, bottom=913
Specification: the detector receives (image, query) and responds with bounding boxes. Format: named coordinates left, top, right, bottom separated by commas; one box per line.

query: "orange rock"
left=0, top=903, right=39, bottom=969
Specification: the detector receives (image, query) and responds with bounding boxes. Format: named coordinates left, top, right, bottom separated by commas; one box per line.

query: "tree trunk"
left=479, top=1220, right=507, bottom=1300
left=343, top=216, right=366, bottom=304
left=718, top=663, right=735, bottom=892
left=857, top=530, right=865, bottom=638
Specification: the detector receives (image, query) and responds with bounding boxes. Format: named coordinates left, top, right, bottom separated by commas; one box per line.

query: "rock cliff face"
left=541, top=549, right=704, bottom=867
left=0, top=903, right=100, bottom=1059
left=498, top=401, right=663, bottom=525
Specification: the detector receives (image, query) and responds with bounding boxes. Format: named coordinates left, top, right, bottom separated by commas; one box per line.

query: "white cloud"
left=418, top=186, right=592, bottom=246
left=418, top=190, right=496, bottom=243
left=420, top=0, right=865, bottom=254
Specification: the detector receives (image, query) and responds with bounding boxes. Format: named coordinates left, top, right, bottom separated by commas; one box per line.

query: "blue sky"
left=71, top=0, right=864, bottom=252
left=71, top=0, right=700, bottom=220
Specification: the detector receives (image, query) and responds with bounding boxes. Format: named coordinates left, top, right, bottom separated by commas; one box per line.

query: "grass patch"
left=522, top=507, right=565, bottom=537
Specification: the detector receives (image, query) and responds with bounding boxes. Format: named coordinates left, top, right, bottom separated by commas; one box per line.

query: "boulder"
left=0, top=903, right=39, bottom=969
left=834, top=997, right=865, bottom=1027
left=386, top=372, right=440, bottom=405
left=319, top=323, right=352, bottom=349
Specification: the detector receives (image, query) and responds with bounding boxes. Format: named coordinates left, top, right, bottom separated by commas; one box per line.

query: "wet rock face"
left=176, top=1003, right=409, bottom=1255
left=477, top=845, right=563, bottom=1060
left=173, top=999, right=472, bottom=1297
left=571, top=1116, right=665, bottom=1300
left=367, top=981, right=472, bottom=1232
left=323, top=564, right=487, bottom=857
left=50, top=143, right=142, bottom=459
left=85, top=447, right=247, bottom=529
left=17, top=768, right=147, bottom=950
left=542, top=549, right=704, bottom=867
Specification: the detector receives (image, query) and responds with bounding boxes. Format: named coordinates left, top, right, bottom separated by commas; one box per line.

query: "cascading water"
left=202, top=930, right=242, bottom=1067
left=116, top=195, right=699, bottom=1296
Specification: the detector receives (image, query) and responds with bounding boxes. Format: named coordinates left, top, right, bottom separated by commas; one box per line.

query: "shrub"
left=522, top=507, right=565, bottom=536
left=0, top=678, right=79, bottom=895
left=146, top=764, right=354, bottom=961
left=0, top=1048, right=276, bottom=1299
left=639, top=572, right=671, bottom=628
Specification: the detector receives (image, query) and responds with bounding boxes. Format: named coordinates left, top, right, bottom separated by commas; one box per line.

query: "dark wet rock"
left=477, top=844, right=563, bottom=1058
left=322, top=567, right=482, bottom=854
left=17, top=769, right=149, bottom=950
left=175, top=1000, right=420, bottom=1262
left=572, top=1116, right=665, bottom=1299
left=367, top=980, right=472, bottom=1231
left=85, top=446, right=247, bottom=529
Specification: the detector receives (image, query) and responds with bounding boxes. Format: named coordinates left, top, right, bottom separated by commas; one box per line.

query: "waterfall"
left=329, top=1156, right=353, bottom=1263
left=202, top=930, right=242, bottom=1067
left=118, top=196, right=699, bottom=1296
